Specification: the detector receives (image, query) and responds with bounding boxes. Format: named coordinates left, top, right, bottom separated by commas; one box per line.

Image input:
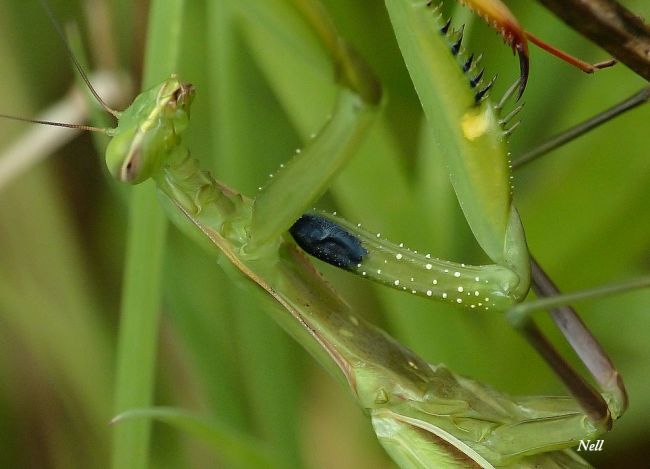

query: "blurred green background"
left=0, top=0, right=648, bottom=467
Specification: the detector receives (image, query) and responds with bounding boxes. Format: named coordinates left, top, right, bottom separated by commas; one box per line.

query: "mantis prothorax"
left=3, top=0, right=649, bottom=467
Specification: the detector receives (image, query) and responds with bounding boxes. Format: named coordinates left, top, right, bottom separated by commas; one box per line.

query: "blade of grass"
left=111, top=1, right=185, bottom=469
left=166, top=0, right=254, bottom=436
left=206, top=2, right=304, bottom=465
left=0, top=5, right=113, bottom=464
left=113, top=407, right=283, bottom=469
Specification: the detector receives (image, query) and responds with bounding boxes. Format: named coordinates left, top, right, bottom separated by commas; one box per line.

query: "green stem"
left=507, top=275, right=650, bottom=324
left=513, top=87, right=650, bottom=169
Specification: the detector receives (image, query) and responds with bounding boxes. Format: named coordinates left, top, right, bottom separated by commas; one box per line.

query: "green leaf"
left=112, top=407, right=283, bottom=469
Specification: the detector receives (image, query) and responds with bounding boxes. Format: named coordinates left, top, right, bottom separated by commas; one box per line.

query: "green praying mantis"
left=2, top=0, right=649, bottom=467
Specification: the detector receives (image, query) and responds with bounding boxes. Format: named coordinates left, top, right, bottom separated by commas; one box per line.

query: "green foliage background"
left=0, top=0, right=648, bottom=467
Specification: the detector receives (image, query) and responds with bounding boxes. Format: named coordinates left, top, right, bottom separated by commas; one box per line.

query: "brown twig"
left=537, top=0, right=650, bottom=81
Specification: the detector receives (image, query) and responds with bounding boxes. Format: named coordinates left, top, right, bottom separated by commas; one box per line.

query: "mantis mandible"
left=3, top=0, right=649, bottom=467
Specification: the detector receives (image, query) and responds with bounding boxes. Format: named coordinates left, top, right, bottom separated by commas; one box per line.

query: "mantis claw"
left=460, top=0, right=617, bottom=100
left=515, top=43, right=529, bottom=100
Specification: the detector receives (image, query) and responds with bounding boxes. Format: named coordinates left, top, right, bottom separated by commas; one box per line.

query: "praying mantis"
left=0, top=0, right=649, bottom=467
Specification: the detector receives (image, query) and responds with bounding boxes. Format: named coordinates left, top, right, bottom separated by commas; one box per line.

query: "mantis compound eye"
left=171, top=82, right=195, bottom=106
left=105, top=127, right=153, bottom=184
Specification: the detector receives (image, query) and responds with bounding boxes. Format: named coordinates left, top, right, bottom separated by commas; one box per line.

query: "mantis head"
left=105, top=75, right=195, bottom=184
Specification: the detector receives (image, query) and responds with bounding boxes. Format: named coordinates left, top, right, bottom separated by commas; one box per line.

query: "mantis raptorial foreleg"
left=383, top=0, right=620, bottom=431
left=247, top=1, right=381, bottom=251
left=457, top=0, right=617, bottom=96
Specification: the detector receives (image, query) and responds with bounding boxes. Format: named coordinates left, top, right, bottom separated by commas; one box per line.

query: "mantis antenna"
left=0, top=112, right=110, bottom=134
left=38, top=0, right=120, bottom=118
left=0, top=1, right=119, bottom=133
